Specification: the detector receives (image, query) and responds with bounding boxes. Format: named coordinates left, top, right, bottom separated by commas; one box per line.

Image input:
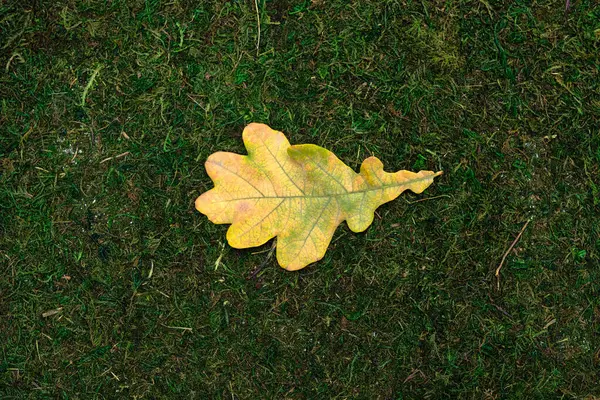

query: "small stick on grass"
left=254, top=0, right=261, bottom=55
left=495, top=219, right=531, bottom=290
left=100, top=151, right=130, bottom=164
left=404, top=194, right=451, bottom=204
left=162, top=325, right=193, bottom=332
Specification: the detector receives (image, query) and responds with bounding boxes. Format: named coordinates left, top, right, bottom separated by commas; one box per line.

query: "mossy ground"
left=1, top=0, right=599, bottom=398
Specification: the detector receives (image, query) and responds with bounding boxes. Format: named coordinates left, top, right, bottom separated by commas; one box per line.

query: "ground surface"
left=1, top=0, right=599, bottom=398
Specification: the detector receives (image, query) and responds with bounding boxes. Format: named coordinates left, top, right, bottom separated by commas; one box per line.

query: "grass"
left=1, top=0, right=599, bottom=398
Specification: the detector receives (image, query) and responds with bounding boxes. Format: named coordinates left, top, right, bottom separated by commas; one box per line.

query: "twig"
left=404, top=194, right=451, bottom=204
left=187, top=94, right=207, bottom=111
left=99, top=151, right=130, bottom=164
left=254, top=0, right=261, bottom=55
left=162, top=325, right=193, bottom=332
left=403, top=368, right=426, bottom=383
left=495, top=219, right=531, bottom=290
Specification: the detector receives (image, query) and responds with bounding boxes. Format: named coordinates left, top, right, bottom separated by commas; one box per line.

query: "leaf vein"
left=207, top=160, right=265, bottom=196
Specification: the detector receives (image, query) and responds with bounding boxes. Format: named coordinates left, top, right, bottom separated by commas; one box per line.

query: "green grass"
left=1, top=0, right=599, bottom=398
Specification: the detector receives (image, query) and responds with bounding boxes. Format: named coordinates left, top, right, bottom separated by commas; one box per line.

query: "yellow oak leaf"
left=196, top=123, right=443, bottom=271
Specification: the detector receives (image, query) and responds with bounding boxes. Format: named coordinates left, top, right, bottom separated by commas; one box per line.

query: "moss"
left=1, top=0, right=599, bottom=398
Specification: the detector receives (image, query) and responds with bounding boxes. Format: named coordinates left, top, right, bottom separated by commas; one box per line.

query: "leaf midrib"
left=210, top=175, right=436, bottom=203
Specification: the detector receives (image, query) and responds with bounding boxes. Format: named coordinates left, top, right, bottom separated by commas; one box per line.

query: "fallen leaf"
left=196, top=123, right=442, bottom=271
